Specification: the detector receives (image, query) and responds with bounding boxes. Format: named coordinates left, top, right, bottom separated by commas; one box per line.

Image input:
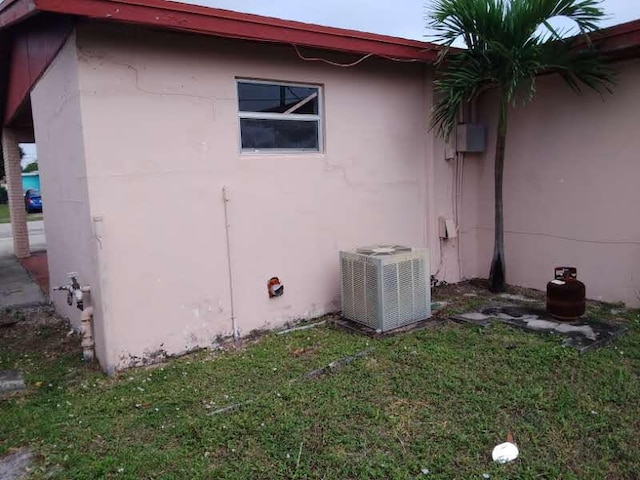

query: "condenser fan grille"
left=356, top=245, right=412, bottom=256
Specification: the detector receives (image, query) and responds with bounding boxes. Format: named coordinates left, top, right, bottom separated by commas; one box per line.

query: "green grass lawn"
left=0, top=203, right=43, bottom=223
left=1, top=291, right=639, bottom=479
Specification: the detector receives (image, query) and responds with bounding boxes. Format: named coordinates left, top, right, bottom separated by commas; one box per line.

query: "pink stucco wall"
left=34, top=22, right=638, bottom=373
left=59, top=24, right=457, bottom=372
left=463, top=58, right=640, bottom=307
left=30, top=32, right=108, bottom=361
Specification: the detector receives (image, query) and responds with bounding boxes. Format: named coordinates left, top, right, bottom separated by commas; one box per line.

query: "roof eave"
left=0, top=0, right=37, bottom=28
left=0, top=0, right=440, bottom=62
left=573, top=19, right=640, bottom=59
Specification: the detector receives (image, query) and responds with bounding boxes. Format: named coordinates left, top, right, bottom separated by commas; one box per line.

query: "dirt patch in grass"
left=0, top=306, right=78, bottom=360
left=433, top=279, right=544, bottom=312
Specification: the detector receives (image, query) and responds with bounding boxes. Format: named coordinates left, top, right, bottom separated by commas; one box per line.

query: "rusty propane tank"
left=546, top=267, right=586, bottom=321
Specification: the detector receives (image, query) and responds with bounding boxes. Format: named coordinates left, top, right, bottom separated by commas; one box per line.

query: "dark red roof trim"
left=3, top=17, right=73, bottom=124
left=0, top=0, right=440, bottom=61
left=575, top=19, right=640, bottom=59
left=0, top=0, right=38, bottom=29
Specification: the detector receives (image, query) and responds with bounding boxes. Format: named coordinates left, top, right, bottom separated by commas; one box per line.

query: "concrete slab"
left=521, top=319, right=558, bottom=330
left=452, top=303, right=627, bottom=352
left=0, top=448, right=34, bottom=480
left=0, top=370, right=26, bottom=394
left=498, top=293, right=536, bottom=303
left=0, top=254, right=45, bottom=308
left=452, top=311, right=493, bottom=327
left=555, top=323, right=597, bottom=340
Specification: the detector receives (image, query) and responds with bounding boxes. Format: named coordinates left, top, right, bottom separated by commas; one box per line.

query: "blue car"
left=24, top=189, right=42, bottom=213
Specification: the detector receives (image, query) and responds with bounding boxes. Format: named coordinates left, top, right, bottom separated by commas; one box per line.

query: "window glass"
left=240, top=119, right=319, bottom=150
left=238, top=82, right=319, bottom=115
left=237, top=80, right=322, bottom=152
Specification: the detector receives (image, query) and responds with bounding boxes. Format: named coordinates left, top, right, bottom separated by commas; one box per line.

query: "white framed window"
left=237, top=79, right=323, bottom=153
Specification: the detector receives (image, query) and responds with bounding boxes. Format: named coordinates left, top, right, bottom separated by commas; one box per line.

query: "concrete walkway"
left=0, top=255, right=45, bottom=308
left=0, top=221, right=46, bottom=309
left=0, top=221, right=46, bottom=256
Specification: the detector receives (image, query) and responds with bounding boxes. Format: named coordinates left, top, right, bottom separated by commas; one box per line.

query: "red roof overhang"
left=1, top=15, right=73, bottom=125
left=0, top=0, right=38, bottom=29
left=0, top=0, right=444, bottom=128
left=575, top=18, right=640, bottom=60
left=0, top=0, right=440, bottom=62
left=0, top=0, right=637, bottom=128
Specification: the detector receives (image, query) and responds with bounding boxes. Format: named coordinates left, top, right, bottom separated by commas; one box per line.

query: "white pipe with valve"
left=54, top=273, right=95, bottom=362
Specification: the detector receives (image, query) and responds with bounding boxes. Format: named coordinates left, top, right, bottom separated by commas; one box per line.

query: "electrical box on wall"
left=438, top=216, right=458, bottom=239
left=456, top=123, right=486, bottom=153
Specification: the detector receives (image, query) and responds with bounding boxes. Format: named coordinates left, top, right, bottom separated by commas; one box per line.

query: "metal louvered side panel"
left=341, top=253, right=381, bottom=329
left=412, top=257, right=430, bottom=319
left=340, top=256, right=355, bottom=320
left=397, top=260, right=415, bottom=326
left=352, top=260, right=366, bottom=322
left=382, top=263, right=399, bottom=331
left=364, top=262, right=379, bottom=329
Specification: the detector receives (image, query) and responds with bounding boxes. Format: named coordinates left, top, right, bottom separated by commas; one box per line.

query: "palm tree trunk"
left=489, top=94, right=508, bottom=292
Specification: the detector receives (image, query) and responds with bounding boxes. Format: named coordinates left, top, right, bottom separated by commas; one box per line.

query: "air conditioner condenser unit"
left=340, top=246, right=431, bottom=333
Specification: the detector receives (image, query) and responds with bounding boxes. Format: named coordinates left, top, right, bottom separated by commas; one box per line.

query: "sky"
left=20, top=144, right=37, bottom=168
left=176, top=0, right=640, bottom=41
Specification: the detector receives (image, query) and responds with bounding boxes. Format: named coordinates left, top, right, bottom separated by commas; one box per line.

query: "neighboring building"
left=0, top=0, right=638, bottom=372
left=21, top=171, right=40, bottom=191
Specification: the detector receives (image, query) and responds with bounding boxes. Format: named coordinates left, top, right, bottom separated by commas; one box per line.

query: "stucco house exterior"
left=0, top=0, right=638, bottom=373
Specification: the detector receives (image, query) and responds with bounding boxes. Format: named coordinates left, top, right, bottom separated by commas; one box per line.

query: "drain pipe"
left=79, top=290, right=95, bottom=362
left=222, top=186, right=239, bottom=341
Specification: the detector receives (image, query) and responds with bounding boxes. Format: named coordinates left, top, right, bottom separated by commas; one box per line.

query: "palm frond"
left=512, top=0, right=607, bottom=42
left=539, top=40, right=616, bottom=95
left=430, top=53, right=498, bottom=139
left=429, top=0, right=508, bottom=53
left=428, top=0, right=615, bottom=139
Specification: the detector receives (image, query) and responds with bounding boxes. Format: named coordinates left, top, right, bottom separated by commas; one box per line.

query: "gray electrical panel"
left=456, top=123, right=486, bottom=153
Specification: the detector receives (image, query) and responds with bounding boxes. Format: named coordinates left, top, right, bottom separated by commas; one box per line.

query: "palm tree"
left=429, top=0, right=614, bottom=292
